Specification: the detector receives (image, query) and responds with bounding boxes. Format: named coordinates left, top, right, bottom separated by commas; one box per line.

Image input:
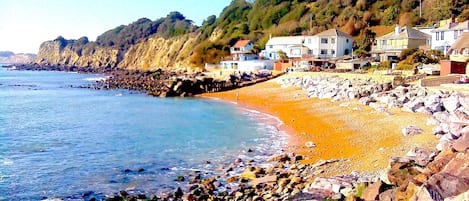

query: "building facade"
left=431, top=20, right=469, bottom=55
left=260, top=29, right=353, bottom=60
left=372, top=25, right=431, bottom=61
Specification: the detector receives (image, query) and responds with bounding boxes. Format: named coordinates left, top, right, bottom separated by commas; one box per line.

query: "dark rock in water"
left=160, top=167, right=170, bottom=171
left=174, top=187, right=183, bottom=198
left=175, top=175, right=185, bottom=182
left=123, top=169, right=132, bottom=173
left=248, top=148, right=253, bottom=152
left=137, top=194, right=147, bottom=199
left=82, top=191, right=94, bottom=197
left=107, top=196, right=124, bottom=201
left=118, top=190, right=129, bottom=197
left=137, top=168, right=145, bottom=173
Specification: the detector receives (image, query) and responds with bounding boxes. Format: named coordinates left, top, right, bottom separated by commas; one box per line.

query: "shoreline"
left=199, top=74, right=439, bottom=175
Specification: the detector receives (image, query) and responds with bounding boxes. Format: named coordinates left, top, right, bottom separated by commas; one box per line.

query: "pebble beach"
left=201, top=72, right=438, bottom=173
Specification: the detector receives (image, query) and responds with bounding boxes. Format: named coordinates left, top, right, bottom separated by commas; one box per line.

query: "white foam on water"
left=1, top=158, right=13, bottom=166
left=83, top=76, right=109, bottom=82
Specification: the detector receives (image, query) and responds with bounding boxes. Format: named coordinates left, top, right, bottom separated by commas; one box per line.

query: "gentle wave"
left=83, top=76, right=109, bottom=82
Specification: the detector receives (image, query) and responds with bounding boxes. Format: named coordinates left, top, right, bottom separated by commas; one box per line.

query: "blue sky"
left=0, top=0, right=231, bottom=53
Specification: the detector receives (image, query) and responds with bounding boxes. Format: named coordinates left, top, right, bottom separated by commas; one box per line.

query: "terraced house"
left=371, top=25, right=431, bottom=61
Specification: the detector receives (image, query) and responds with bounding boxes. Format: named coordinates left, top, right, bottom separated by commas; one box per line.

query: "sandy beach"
left=200, top=73, right=439, bottom=176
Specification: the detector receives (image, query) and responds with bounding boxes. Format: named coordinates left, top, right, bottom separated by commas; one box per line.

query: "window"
left=331, top=49, right=335, bottom=55
left=436, top=32, right=439, bottom=41
left=320, top=49, right=327, bottom=54
left=321, top=38, right=328, bottom=44
left=455, top=30, right=459, bottom=39
left=331, top=38, right=336, bottom=44
left=292, top=49, right=301, bottom=56
left=441, top=32, right=445, bottom=40
left=269, top=45, right=273, bottom=49
left=346, top=39, right=349, bottom=43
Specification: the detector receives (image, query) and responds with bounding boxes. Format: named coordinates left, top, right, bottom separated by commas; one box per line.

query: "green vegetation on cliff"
left=36, top=0, right=469, bottom=70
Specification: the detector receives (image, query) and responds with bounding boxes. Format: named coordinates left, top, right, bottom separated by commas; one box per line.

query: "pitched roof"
left=233, top=40, right=252, bottom=48
left=378, top=26, right=430, bottom=40
left=449, top=32, right=469, bottom=53
left=266, top=36, right=305, bottom=46
left=433, top=20, right=469, bottom=32
left=315, top=29, right=352, bottom=38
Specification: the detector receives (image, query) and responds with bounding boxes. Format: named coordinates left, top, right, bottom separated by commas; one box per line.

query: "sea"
left=0, top=65, right=287, bottom=200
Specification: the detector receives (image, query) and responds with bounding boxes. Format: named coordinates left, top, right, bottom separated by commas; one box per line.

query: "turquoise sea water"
left=0, top=66, right=286, bottom=200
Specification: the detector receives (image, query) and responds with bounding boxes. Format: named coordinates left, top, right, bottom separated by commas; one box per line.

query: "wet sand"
left=200, top=75, right=438, bottom=175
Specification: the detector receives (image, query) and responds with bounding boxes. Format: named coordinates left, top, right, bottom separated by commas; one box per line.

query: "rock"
left=402, top=125, right=424, bottom=136
left=437, top=138, right=452, bottom=151
left=299, top=188, right=337, bottom=200
left=361, top=180, right=382, bottom=201
left=174, top=187, right=184, bottom=198
left=453, top=133, right=469, bottom=152
left=427, top=116, right=440, bottom=126
left=118, top=190, right=129, bottom=197
left=175, top=175, right=185, bottom=182
left=406, top=147, right=438, bottom=166
left=442, top=95, right=461, bottom=113
left=388, top=157, right=419, bottom=186
left=396, top=181, right=420, bottom=201
left=427, top=150, right=457, bottom=174
left=410, top=186, right=439, bottom=201
left=240, top=167, right=257, bottom=180
left=267, top=153, right=290, bottom=162
left=249, top=175, right=277, bottom=186
left=426, top=173, right=469, bottom=198
left=445, top=190, right=469, bottom=201
left=305, top=141, right=316, bottom=148
left=440, top=152, right=469, bottom=178
left=379, top=188, right=396, bottom=201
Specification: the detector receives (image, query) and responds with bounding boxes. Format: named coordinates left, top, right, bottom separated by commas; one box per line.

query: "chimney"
left=394, top=24, right=401, bottom=35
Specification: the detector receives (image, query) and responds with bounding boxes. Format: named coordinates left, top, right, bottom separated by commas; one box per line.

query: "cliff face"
left=118, top=34, right=199, bottom=70
left=35, top=33, right=199, bottom=70
left=35, top=40, right=120, bottom=68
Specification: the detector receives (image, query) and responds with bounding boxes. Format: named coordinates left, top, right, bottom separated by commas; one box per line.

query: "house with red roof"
left=230, top=40, right=255, bottom=61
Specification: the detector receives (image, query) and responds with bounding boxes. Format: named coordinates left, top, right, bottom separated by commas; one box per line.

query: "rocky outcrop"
left=35, top=34, right=199, bottom=70
left=35, top=38, right=120, bottom=68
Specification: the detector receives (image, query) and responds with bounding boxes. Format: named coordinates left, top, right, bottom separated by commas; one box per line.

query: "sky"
left=0, top=0, right=232, bottom=54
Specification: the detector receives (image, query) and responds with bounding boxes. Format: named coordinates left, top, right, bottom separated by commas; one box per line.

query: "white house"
left=213, top=39, right=273, bottom=72
left=260, top=29, right=353, bottom=60
left=220, top=60, right=274, bottom=72
left=431, top=20, right=469, bottom=55
left=261, top=36, right=306, bottom=60
left=310, top=29, right=353, bottom=59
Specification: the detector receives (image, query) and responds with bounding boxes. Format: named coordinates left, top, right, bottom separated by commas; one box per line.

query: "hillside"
left=0, top=51, right=36, bottom=64
left=35, top=0, right=469, bottom=70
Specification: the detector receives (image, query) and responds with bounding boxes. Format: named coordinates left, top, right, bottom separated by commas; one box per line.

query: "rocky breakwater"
left=99, top=69, right=213, bottom=97
left=278, top=75, right=469, bottom=200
